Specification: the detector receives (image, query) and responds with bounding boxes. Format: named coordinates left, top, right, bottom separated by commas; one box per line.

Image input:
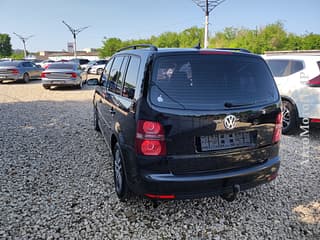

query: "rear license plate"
left=52, top=81, right=64, bottom=84
left=199, top=131, right=256, bottom=151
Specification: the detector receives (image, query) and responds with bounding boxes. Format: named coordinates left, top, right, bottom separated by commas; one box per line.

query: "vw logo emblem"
left=224, top=115, right=237, bottom=129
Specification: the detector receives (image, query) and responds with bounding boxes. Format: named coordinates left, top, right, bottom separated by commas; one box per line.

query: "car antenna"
left=194, top=42, right=201, bottom=49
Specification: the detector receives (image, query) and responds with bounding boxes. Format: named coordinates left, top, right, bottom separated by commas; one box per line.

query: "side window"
left=22, top=62, right=32, bottom=67
left=266, top=60, right=290, bottom=77
left=122, top=56, right=140, bottom=99
left=101, top=58, right=114, bottom=87
left=108, top=56, right=129, bottom=95
left=290, top=60, right=304, bottom=74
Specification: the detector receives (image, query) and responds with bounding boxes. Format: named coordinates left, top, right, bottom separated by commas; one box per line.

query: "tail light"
left=68, top=72, right=77, bottom=78
left=10, top=69, right=19, bottom=74
left=40, top=72, right=46, bottom=78
left=307, top=74, right=320, bottom=87
left=272, top=112, right=282, bottom=143
left=135, top=120, right=166, bottom=156
left=311, top=118, right=320, bottom=123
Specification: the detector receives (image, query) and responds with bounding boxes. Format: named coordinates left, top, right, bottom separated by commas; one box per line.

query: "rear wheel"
left=282, top=100, right=298, bottom=134
left=113, top=143, right=131, bottom=201
left=42, top=84, right=50, bottom=89
left=23, top=73, right=30, bottom=83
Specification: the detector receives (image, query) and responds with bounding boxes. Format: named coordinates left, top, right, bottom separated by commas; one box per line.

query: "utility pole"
left=193, top=0, right=226, bottom=48
left=62, top=21, right=89, bottom=59
left=13, top=32, right=34, bottom=59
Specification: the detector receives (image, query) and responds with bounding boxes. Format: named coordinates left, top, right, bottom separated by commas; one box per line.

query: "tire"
left=93, top=105, right=100, bottom=132
left=282, top=100, right=298, bottom=134
left=43, top=84, right=50, bottom=89
left=113, top=143, right=131, bottom=201
left=97, top=68, right=103, bottom=75
left=23, top=73, right=30, bottom=83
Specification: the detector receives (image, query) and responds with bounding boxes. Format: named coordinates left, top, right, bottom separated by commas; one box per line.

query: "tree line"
left=1, top=21, right=319, bottom=59
left=99, top=21, right=320, bottom=57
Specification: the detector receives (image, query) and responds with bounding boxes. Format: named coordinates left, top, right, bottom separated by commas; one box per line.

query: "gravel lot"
left=0, top=79, right=319, bottom=239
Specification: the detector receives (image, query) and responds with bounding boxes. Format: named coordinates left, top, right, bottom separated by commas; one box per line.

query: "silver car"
left=41, top=63, right=85, bottom=89
left=0, top=60, right=43, bottom=83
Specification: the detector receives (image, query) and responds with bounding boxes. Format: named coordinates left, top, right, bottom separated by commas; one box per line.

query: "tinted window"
left=150, top=54, right=278, bottom=110
left=122, top=56, right=140, bottom=99
left=47, top=64, right=74, bottom=70
left=266, top=59, right=304, bottom=77
left=108, top=56, right=128, bottom=94
left=22, top=62, right=33, bottom=67
left=0, top=61, right=20, bottom=67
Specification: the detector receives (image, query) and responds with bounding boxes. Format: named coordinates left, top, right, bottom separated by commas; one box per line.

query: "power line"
left=62, top=21, right=89, bottom=59
left=13, top=32, right=34, bottom=59
left=193, top=0, right=226, bottom=48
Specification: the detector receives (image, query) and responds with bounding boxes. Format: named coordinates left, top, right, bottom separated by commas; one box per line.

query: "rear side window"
left=123, top=56, right=140, bottom=99
left=150, top=54, right=278, bottom=110
left=266, top=59, right=304, bottom=77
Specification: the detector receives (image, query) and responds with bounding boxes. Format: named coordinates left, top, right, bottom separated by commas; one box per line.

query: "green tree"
left=98, top=38, right=123, bottom=58
left=155, top=32, right=180, bottom=48
left=0, top=33, right=12, bottom=57
left=179, top=26, right=204, bottom=48
left=302, top=33, right=320, bottom=49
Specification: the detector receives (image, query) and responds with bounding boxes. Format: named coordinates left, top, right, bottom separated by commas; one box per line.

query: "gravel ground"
left=0, top=79, right=319, bottom=239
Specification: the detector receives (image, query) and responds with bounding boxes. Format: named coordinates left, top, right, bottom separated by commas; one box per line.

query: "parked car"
left=41, top=62, right=85, bottom=89
left=38, top=59, right=55, bottom=68
left=69, top=58, right=90, bottom=70
left=263, top=55, right=320, bottom=134
left=88, top=44, right=282, bottom=202
left=82, top=59, right=108, bottom=72
left=0, top=60, right=44, bottom=83
left=87, top=60, right=108, bottom=75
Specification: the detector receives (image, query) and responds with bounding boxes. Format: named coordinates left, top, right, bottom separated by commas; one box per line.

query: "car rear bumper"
left=129, top=156, right=280, bottom=200
left=0, top=74, right=21, bottom=81
left=42, top=79, right=80, bottom=86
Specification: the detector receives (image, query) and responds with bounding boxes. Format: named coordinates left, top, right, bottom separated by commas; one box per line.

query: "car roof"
left=263, top=55, right=320, bottom=60
left=117, top=47, right=256, bottom=58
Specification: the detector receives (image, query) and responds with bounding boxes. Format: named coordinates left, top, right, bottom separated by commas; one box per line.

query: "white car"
left=87, top=60, right=108, bottom=75
left=264, top=54, right=320, bottom=134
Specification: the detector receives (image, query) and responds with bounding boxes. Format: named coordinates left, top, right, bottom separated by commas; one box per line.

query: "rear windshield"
left=149, top=54, right=279, bottom=110
left=0, top=61, right=20, bottom=67
left=47, top=64, right=74, bottom=70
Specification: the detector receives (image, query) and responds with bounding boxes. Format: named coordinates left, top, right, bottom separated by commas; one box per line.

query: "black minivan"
left=89, top=45, right=282, bottom=201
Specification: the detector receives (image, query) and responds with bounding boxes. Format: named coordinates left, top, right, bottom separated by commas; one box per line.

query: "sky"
left=1, top=0, right=319, bottom=52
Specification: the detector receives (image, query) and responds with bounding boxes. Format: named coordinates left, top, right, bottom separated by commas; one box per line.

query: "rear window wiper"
left=150, top=81, right=186, bottom=109
left=224, top=101, right=255, bottom=108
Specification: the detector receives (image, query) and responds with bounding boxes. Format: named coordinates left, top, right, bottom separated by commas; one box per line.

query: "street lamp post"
left=62, top=21, right=89, bottom=59
left=13, top=32, right=34, bottom=59
left=193, top=0, right=226, bottom=48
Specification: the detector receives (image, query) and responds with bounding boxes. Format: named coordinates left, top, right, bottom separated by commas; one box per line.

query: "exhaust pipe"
left=220, top=184, right=240, bottom=202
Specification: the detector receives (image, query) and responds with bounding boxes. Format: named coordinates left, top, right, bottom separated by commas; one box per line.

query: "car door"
left=102, top=55, right=129, bottom=144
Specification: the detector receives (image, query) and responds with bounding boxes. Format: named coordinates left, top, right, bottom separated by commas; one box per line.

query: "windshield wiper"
left=224, top=101, right=255, bottom=108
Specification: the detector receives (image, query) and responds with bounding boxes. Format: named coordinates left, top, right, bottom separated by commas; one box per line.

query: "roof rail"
left=214, top=48, right=251, bottom=53
left=117, top=44, right=158, bottom=52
